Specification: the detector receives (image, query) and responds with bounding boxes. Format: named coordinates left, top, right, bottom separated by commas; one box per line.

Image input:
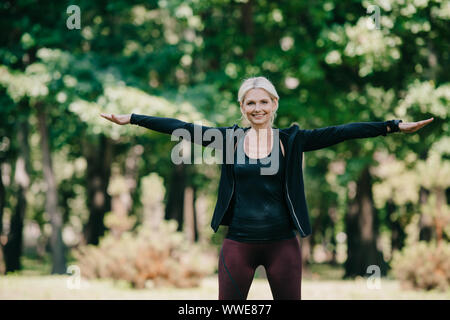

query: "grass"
left=1, top=275, right=449, bottom=300
left=1, top=258, right=449, bottom=300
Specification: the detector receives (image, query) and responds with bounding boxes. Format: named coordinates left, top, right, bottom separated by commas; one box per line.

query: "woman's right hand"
left=100, top=113, right=131, bottom=125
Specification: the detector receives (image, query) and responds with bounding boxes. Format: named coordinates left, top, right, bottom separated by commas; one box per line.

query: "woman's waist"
left=231, top=205, right=291, bottom=221
left=226, top=224, right=296, bottom=242
left=228, top=214, right=295, bottom=231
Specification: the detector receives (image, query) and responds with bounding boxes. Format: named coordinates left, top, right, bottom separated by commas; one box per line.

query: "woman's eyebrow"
left=246, top=98, right=269, bottom=103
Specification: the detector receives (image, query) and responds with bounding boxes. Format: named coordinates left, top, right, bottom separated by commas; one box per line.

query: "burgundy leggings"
left=218, top=236, right=302, bottom=300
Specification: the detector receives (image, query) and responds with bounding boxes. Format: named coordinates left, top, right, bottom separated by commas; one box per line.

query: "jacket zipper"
left=217, top=129, right=238, bottom=229
left=223, top=134, right=239, bottom=222
left=284, top=128, right=306, bottom=236
left=285, top=179, right=306, bottom=236
left=224, top=167, right=235, bottom=223
left=215, top=171, right=234, bottom=231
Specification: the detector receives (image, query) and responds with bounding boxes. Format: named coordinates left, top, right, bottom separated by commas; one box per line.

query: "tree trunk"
left=386, top=200, right=405, bottom=252
left=183, top=186, right=194, bottom=242
left=4, top=121, right=30, bottom=272
left=164, top=163, right=186, bottom=231
left=328, top=206, right=338, bottom=265
left=36, top=104, right=66, bottom=274
left=183, top=185, right=199, bottom=242
left=0, top=163, right=6, bottom=274
left=300, top=236, right=311, bottom=276
left=0, top=163, right=4, bottom=237
left=192, top=186, right=199, bottom=242
left=194, top=192, right=209, bottom=244
left=83, top=134, right=113, bottom=245
left=344, top=166, right=388, bottom=278
left=124, top=145, right=143, bottom=214
left=434, top=188, right=446, bottom=248
left=418, top=187, right=433, bottom=241
left=4, top=180, right=26, bottom=272
left=142, top=173, right=165, bottom=230
left=240, top=0, right=255, bottom=61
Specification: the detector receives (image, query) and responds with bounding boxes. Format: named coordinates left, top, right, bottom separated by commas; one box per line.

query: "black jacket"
left=130, top=113, right=396, bottom=238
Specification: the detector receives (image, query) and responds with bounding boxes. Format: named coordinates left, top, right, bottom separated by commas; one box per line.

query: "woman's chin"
left=249, top=118, right=269, bottom=126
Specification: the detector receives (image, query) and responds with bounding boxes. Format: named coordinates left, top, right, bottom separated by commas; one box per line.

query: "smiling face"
left=240, top=88, right=278, bottom=129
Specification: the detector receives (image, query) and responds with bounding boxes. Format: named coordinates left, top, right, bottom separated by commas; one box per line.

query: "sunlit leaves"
left=343, top=19, right=402, bottom=76
left=372, top=152, right=421, bottom=207
left=69, top=84, right=212, bottom=140
left=0, top=65, right=49, bottom=103
left=397, top=81, right=450, bottom=119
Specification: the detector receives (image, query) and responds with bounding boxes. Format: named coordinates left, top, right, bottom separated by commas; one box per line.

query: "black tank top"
left=226, top=130, right=296, bottom=242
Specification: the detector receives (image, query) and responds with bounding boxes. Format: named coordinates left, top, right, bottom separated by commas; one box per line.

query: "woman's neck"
left=247, top=126, right=273, bottom=143
left=249, top=123, right=272, bottom=134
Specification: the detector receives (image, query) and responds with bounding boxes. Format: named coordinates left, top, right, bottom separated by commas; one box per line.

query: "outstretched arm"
left=300, top=118, right=434, bottom=152
left=100, top=113, right=227, bottom=148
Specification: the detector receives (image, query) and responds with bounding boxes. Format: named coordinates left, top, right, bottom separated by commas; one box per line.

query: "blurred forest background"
left=0, top=0, right=449, bottom=298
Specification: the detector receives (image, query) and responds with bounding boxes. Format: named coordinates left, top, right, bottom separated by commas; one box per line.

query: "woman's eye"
left=248, top=101, right=268, bottom=105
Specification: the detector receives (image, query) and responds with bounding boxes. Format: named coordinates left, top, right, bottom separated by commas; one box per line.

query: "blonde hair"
left=237, top=76, right=280, bottom=125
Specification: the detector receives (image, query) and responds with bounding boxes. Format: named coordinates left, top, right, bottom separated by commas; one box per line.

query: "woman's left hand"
left=399, top=117, right=434, bottom=133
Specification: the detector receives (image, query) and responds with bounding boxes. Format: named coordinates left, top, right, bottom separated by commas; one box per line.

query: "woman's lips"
left=252, top=113, right=266, bottom=119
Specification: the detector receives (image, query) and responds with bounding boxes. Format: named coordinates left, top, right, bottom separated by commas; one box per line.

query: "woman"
left=101, top=76, right=433, bottom=300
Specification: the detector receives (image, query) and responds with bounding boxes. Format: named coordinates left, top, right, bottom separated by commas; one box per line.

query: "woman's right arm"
left=130, top=113, right=206, bottom=135
left=100, top=113, right=227, bottom=148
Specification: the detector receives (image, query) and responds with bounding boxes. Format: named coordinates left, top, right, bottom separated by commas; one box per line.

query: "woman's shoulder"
left=279, top=123, right=300, bottom=136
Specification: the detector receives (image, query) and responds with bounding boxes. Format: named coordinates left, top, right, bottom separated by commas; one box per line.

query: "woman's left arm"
left=300, top=117, right=434, bottom=152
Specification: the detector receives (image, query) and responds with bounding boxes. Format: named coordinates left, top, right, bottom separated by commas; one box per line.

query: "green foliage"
left=1, top=0, right=449, bottom=278
left=0, top=64, right=49, bottom=103
left=72, top=220, right=216, bottom=289
left=392, top=241, right=450, bottom=291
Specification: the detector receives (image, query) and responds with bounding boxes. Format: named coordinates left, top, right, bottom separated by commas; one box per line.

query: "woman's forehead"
left=244, top=88, right=271, bottom=100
